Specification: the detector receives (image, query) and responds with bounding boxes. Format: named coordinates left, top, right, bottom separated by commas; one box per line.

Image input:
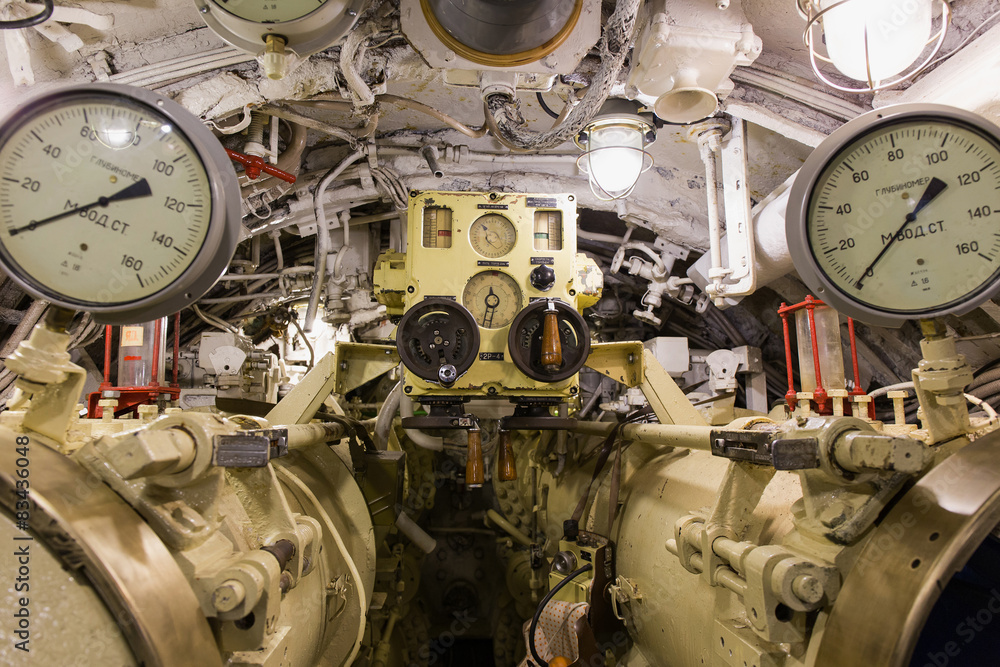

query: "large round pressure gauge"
left=0, top=83, right=240, bottom=325
left=195, top=0, right=366, bottom=63
left=787, top=104, right=1000, bottom=327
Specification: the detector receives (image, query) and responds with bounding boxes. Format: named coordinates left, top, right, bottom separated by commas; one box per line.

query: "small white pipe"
left=399, top=394, right=444, bottom=451
left=308, top=149, right=365, bottom=331
left=376, top=381, right=402, bottom=450
left=578, top=229, right=626, bottom=244
left=698, top=129, right=725, bottom=305
left=396, top=512, right=437, bottom=554
left=198, top=292, right=284, bottom=304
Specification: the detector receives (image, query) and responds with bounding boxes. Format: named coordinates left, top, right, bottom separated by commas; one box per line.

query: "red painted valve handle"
left=226, top=148, right=297, bottom=184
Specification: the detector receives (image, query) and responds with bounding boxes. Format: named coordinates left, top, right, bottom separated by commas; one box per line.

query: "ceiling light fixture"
left=575, top=99, right=655, bottom=201
left=797, top=0, right=950, bottom=93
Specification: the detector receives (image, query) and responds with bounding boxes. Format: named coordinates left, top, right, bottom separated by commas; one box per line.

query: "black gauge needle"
left=483, top=288, right=499, bottom=327
left=854, top=177, right=947, bottom=289
left=8, top=178, right=152, bottom=236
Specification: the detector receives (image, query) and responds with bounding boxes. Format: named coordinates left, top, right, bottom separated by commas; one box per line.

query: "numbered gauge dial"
left=462, top=270, right=523, bottom=329
left=396, top=298, right=480, bottom=385
left=212, top=0, right=328, bottom=23
left=0, top=83, right=239, bottom=324
left=787, top=104, right=1000, bottom=327
left=469, top=213, right=516, bottom=258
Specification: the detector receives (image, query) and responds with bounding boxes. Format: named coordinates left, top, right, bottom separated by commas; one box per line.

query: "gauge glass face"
left=469, top=213, right=516, bottom=258
left=422, top=206, right=452, bottom=248
left=533, top=210, right=562, bottom=251
left=0, top=95, right=212, bottom=307
left=462, top=270, right=522, bottom=329
left=807, top=118, right=1000, bottom=316
left=212, top=0, right=327, bottom=23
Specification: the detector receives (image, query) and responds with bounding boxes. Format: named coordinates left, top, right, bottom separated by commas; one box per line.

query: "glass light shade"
left=585, top=124, right=645, bottom=197
left=820, top=0, right=932, bottom=82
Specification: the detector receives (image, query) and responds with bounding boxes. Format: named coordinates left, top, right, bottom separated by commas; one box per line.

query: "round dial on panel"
left=212, top=0, right=327, bottom=23
left=396, top=298, right=480, bottom=385
left=0, top=84, right=240, bottom=324
left=469, top=213, right=516, bottom=258
left=462, top=270, right=523, bottom=329
left=507, top=299, right=591, bottom=382
left=787, top=104, right=1000, bottom=327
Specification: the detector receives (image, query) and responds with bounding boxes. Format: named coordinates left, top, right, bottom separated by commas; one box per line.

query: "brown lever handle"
left=540, top=302, right=562, bottom=372
left=497, top=430, right=517, bottom=482
left=466, top=428, right=484, bottom=488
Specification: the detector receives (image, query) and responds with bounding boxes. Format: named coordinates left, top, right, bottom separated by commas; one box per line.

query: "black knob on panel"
left=530, top=264, right=556, bottom=291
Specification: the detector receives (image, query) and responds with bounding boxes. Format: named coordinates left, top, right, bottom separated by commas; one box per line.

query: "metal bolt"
left=212, top=580, right=246, bottom=613
left=199, top=5, right=209, bottom=13
left=792, top=574, right=824, bottom=605
left=887, top=390, right=909, bottom=425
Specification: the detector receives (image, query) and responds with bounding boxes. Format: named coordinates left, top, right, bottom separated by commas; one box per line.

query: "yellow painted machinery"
left=374, top=190, right=602, bottom=399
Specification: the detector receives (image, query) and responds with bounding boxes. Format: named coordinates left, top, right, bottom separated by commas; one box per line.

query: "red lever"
left=226, top=148, right=297, bottom=184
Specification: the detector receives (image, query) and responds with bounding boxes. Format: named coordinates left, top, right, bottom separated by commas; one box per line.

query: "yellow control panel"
left=374, top=190, right=602, bottom=398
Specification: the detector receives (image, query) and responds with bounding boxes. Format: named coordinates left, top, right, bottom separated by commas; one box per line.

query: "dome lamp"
left=575, top=99, right=655, bottom=201
left=797, top=0, right=950, bottom=93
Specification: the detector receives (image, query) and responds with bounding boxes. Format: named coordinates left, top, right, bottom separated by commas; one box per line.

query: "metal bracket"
left=213, top=428, right=288, bottom=467
left=719, top=116, right=756, bottom=296
left=609, top=575, right=643, bottom=623
left=585, top=341, right=645, bottom=387
left=401, top=399, right=475, bottom=430
left=334, top=342, right=400, bottom=396
left=711, top=430, right=821, bottom=470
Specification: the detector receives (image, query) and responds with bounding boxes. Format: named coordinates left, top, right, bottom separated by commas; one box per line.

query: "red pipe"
left=847, top=317, right=863, bottom=394
left=226, top=148, right=297, bottom=183
left=172, top=312, right=180, bottom=387
left=102, top=324, right=113, bottom=385
left=151, top=317, right=162, bottom=386
left=779, top=304, right=797, bottom=410
left=804, top=295, right=829, bottom=411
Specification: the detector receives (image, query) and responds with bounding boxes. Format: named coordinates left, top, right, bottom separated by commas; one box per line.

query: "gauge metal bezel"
left=461, top=269, right=524, bottom=330
left=468, top=212, right=517, bottom=259
left=0, top=83, right=240, bottom=325
left=786, top=103, right=1000, bottom=327
left=196, top=0, right=366, bottom=58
